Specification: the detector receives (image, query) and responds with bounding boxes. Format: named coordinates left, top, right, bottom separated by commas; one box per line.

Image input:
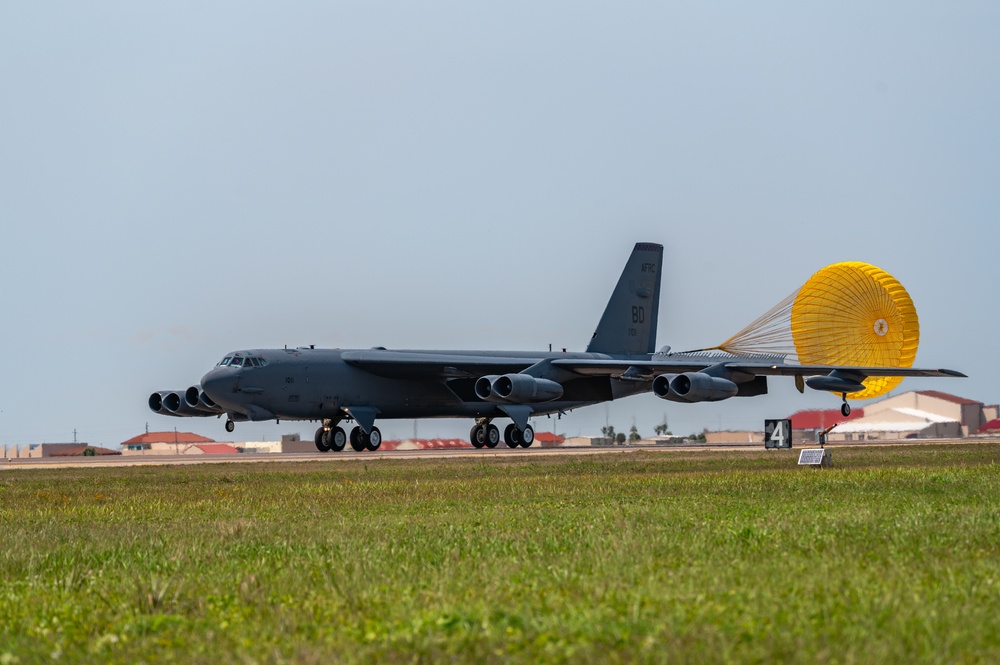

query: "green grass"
left=2, top=444, right=1000, bottom=663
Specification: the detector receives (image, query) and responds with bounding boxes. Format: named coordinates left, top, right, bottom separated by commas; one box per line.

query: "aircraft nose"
left=201, top=367, right=236, bottom=401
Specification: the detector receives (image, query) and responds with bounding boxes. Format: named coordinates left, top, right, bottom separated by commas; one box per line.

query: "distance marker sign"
left=764, top=419, right=792, bottom=449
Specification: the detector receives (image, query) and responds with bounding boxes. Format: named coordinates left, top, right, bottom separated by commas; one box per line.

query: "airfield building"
left=1, top=443, right=121, bottom=458
left=822, top=391, right=997, bottom=442
left=121, top=431, right=219, bottom=455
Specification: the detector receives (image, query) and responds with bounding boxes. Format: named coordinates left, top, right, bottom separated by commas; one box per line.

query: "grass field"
left=2, top=444, right=999, bottom=664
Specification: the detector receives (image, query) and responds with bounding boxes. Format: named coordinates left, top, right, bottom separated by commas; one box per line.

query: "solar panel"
left=798, top=449, right=829, bottom=466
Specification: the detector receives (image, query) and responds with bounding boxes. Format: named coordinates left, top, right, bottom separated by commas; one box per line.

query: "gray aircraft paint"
left=151, top=241, right=964, bottom=450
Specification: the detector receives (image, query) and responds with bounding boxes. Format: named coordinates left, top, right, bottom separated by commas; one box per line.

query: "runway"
left=1, top=438, right=976, bottom=470
left=2, top=444, right=692, bottom=469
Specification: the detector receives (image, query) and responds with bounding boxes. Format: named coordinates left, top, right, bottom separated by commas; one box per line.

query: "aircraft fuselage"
left=199, top=347, right=647, bottom=424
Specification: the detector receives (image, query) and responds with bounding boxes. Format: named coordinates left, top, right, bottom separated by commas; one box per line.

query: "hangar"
left=823, top=391, right=998, bottom=442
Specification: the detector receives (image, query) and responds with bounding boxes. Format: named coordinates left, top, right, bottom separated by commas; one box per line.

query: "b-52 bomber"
left=149, top=242, right=964, bottom=452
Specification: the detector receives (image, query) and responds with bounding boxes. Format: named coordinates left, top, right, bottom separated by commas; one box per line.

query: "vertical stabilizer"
left=586, top=242, right=663, bottom=356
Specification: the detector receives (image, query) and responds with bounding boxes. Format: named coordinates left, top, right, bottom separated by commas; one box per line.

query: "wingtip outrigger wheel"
left=225, top=419, right=235, bottom=433
left=840, top=394, right=851, bottom=417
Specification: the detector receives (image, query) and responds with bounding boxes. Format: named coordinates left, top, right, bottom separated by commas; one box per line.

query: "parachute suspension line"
left=711, top=288, right=799, bottom=359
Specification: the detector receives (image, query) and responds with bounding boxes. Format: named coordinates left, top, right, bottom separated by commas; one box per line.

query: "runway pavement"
left=3, top=443, right=761, bottom=470
left=0, top=438, right=977, bottom=470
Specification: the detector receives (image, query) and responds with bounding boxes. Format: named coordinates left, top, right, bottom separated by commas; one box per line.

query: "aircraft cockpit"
left=217, top=353, right=268, bottom=368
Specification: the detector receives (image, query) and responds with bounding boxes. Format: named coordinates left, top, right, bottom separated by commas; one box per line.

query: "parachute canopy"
left=713, top=262, right=920, bottom=400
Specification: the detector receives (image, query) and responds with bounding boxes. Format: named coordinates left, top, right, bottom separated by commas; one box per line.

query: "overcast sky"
left=1, top=2, right=996, bottom=447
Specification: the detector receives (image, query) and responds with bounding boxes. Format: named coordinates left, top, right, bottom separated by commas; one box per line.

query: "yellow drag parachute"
left=714, top=262, right=919, bottom=400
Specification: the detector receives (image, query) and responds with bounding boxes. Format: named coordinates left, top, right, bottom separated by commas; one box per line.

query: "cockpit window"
left=218, top=353, right=264, bottom=368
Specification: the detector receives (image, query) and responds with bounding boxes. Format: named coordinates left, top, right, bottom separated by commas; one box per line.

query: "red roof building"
left=534, top=432, right=565, bottom=446
left=380, top=439, right=471, bottom=451
left=192, top=444, right=240, bottom=455
left=122, top=431, right=216, bottom=446
left=788, top=408, right=864, bottom=431
left=979, top=419, right=1000, bottom=433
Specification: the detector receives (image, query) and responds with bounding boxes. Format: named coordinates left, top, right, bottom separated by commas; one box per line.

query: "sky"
left=1, top=2, right=997, bottom=448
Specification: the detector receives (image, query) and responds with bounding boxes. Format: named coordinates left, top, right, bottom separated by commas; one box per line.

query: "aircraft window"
left=247, top=357, right=259, bottom=368
left=257, top=357, right=267, bottom=367
left=220, top=357, right=232, bottom=366
left=231, top=357, right=243, bottom=367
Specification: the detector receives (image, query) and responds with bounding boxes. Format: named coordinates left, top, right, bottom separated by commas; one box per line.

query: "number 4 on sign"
left=764, top=419, right=792, bottom=449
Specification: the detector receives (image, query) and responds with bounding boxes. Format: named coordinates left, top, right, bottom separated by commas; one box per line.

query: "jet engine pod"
left=185, top=385, right=224, bottom=414
left=148, top=391, right=167, bottom=414
left=664, top=372, right=739, bottom=403
left=475, top=374, right=564, bottom=403
left=475, top=375, right=501, bottom=401
left=150, top=390, right=195, bottom=416
left=185, top=386, right=200, bottom=406
left=159, top=390, right=208, bottom=417
left=198, top=391, right=221, bottom=412
left=652, top=374, right=675, bottom=399
left=492, top=374, right=564, bottom=403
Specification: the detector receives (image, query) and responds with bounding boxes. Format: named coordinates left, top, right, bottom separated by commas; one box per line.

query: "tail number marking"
left=632, top=306, right=645, bottom=324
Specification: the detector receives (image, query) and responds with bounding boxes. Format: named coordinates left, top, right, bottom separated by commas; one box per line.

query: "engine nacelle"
left=149, top=389, right=209, bottom=417
left=653, top=372, right=738, bottom=403
left=185, top=386, right=224, bottom=414
left=474, top=375, right=502, bottom=401
left=475, top=374, right=564, bottom=403
left=148, top=391, right=168, bottom=414
left=150, top=390, right=191, bottom=416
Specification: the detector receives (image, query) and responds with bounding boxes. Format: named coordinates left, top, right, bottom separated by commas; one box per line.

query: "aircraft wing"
left=550, top=358, right=966, bottom=379
left=340, top=350, right=533, bottom=379
left=343, top=349, right=966, bottom=381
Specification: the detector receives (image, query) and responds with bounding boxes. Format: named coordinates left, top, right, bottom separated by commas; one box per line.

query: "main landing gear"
left=314, top=420, right=380, bottom=453
left=504, top=423, right=534, bottom=448
left=314, top=424, right=347, bottom=452
left=349, top=425, right=382, bottom=452
left=470, top=421, right=501, bottom=449
left=469, top=419, right=534, bottom=449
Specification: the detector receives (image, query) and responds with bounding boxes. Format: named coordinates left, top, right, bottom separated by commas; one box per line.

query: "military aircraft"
left=149, top=242, right=964, bottom=452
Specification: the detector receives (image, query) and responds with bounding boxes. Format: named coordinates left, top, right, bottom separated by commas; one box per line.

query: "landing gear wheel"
left=519, top=425, right=534, bottom=448
left=504, top=424, right=521, bottom=448
left=841, top=402, right=852, bottom=417
left=330, top=426, right=347, bottom=452
left=365, top=427, right=382, bottom=452
left=470, top=425, right=487, bottom=449
left=225, top=419, right=235, bottom=433
left=349, top=427, right=366, bottom=452
left=486, top=424, right=500, bottom=448
left=315, top=427, right=332, bottom=452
